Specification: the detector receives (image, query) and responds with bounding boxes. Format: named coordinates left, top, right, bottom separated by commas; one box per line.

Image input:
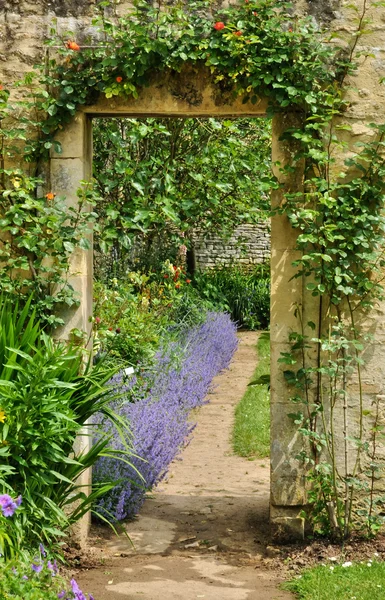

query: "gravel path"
left=77, top=331, right=293, bottom=600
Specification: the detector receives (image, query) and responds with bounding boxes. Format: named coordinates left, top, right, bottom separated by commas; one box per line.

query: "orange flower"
left=116, top=76, right=123, bottom=83
left=234, top=30, right=243, bottom=36
left=66, top=40, right=80, bottom=51
left=186, top=279, right=191, bottom=284
left=45, top=192, right=55, bottom=201
left=175, top=283, right=181, bottom=289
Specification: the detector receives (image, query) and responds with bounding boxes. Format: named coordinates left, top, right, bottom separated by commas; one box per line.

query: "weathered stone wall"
left=193, top=222, right=270, bottom=270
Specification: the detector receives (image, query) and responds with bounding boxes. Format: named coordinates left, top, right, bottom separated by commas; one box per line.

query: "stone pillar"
left=270, top=111, right=313, bottom=541
left=50, top=112, right=93, bottom=546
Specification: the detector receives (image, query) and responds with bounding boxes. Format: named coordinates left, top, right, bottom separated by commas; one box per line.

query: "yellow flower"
left=0, top=410, right=6, bottom=423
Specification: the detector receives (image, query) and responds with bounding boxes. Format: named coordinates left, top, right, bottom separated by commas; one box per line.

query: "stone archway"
left=50, top=66, right=309, bottom=543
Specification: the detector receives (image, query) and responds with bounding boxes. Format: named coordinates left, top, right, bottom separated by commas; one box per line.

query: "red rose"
left=116, top=76, right=123, bottom=83
left=66, top=40, right=80, bottom=51
left=214, top=22, right=225, bottom=30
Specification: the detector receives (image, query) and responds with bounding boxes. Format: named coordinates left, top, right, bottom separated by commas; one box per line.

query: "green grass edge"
left=232, top=331, right=270, bottom=458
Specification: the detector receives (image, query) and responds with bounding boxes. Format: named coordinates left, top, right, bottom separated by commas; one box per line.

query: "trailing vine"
left=1, top=0, right=385, bottom=537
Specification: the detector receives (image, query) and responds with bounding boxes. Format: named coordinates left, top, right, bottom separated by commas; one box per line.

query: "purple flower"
left=0, top=494, right=17, bottom=517
left=57, top=592, right=66, bottom=599
left=94, top=312, right=238, bottom=521
left=71, top=578, right=87, bottom=600
left=31, top=562, right=43, bottom=573
left=48, top=559, right=58, bottom=575
left=15, top=495, right=22, bottom=507
left=22, top=575, right=29, bottom=580
left=39, top=543, right=46, bottom=557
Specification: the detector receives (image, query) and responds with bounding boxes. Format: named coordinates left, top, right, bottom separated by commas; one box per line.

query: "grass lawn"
left=283, top=560, right=385, bottom=600
left=232, top=331, right=270, bottom=458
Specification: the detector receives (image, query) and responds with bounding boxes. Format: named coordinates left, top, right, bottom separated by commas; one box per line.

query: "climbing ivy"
left=2, top=0, right=385, bottom=536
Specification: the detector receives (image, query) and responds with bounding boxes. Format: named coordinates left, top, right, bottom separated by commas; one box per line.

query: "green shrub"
left=93, top=266, right=212, bottom=366
left=0, top=296, right=132, bottom=555
left=192, top=264, right=270, bottom=329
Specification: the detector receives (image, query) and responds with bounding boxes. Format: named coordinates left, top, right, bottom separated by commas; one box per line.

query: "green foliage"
left=0, top=173, right=98, bottom=327
left=39, top=0, right=339, bottom=142
left=193, top=264, right=270, bottom=329
left=233, top=332, right=270, bottom=458
left=92, top=116, right=271, bottom=258
left=93, top=262, right=211, bottom=366
left=0, top=296, right=133, bottom=553
left=0, top=552, right=93, bottom=600
left=283, top=560, right=385, bottom=600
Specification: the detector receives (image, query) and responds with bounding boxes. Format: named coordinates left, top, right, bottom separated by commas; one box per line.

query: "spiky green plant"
left=0, top=296, right=133, bottom=556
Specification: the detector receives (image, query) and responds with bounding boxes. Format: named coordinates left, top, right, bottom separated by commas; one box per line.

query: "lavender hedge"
left=93, top=312, right=238, bottom=521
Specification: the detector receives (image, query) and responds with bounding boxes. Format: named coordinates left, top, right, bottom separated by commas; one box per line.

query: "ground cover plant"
left=0, top=495, right=94, bottom=599
left=0, top=551, right=94, bottom=600
left=233, top=332, right=270, bottom=458
left=93, top=312, right=238, bottom=521
left=283, top=559, right=385, bottom=600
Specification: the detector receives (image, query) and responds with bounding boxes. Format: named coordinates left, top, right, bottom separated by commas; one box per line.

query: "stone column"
left=270, top=111, right=314, bottom=541
left=50, top=112, right=93, bottom=546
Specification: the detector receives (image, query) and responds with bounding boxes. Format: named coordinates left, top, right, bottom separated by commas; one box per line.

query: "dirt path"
left=77, top=331, right=293, bottom=600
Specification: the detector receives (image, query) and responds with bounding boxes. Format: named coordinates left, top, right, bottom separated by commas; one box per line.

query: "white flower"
left=124, top=367, right=135, bottom=376
left=328, top=557, right=337, bottom=562
left=342, top=561, right=352, bottom=568
left=330, top=566, right=334, bottom=571
left=367, top=563, right=372, bottom=567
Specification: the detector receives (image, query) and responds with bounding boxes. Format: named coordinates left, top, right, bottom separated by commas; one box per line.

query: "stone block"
left=270, top=516, right=305, bottom=542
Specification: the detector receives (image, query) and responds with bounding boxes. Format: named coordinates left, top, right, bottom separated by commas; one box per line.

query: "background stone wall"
left=193, top=221, right=270, bottom=270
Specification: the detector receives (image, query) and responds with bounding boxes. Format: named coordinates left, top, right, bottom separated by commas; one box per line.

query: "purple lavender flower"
left=70, top=578, right=87, bottom=600
left=48, top=559, right=58, bottom=575
left=31, top=562, right=43, bottom=573
left=94, top=312, right=238, bottom=521
left=39, top=543, right=46, bottom=557
left=57, top=592, right=66, bottom=599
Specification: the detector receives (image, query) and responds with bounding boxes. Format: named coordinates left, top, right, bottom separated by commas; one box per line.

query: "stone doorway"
left=50, top=67, right=306, bottom=542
